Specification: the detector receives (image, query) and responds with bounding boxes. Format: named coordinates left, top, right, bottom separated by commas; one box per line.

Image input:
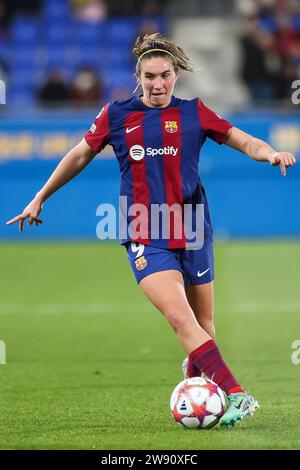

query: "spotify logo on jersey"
left=129, top=145, right=179, bottom=161
left=129, top=145, right=145, bottom=161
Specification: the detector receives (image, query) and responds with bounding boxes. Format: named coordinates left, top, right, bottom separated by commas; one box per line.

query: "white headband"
left=137, top=48, right=176, bottom=63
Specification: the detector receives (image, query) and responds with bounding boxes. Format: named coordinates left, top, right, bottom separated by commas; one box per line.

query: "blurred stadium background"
left=0, top=0, right=300, bottom=450
left=0, top=0, right=299, bottom=239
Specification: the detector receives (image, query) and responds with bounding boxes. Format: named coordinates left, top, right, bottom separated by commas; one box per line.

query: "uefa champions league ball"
left=170, top=377, right=226, bottom=429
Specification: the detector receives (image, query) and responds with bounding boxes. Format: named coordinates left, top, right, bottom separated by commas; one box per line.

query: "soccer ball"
left=170, top=377, right=226, bottom=429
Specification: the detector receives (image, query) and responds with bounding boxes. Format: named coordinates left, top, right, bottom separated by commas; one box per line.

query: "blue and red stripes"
left=161, top=107, right=186, bottom=249
left=125, top=111, right=150, bottom=244
left=124, top=107, right=188, bottom=248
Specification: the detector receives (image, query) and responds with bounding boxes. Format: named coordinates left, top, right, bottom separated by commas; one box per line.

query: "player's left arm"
left=224, top=126, right=297, bottom=176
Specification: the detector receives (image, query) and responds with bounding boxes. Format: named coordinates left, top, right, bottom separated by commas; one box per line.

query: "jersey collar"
left=133, top=95, right=178, bottom=110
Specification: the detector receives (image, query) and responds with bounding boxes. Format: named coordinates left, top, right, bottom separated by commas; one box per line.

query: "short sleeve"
left=85, top=103, right=110, bottom=154
left=197, top=99, right=233, bottom=144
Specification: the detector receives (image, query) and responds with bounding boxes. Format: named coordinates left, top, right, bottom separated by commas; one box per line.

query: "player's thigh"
left=185, top=280, right=214, bottom=325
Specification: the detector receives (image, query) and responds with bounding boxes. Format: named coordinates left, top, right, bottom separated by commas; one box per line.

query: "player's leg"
left=140, top=270, right=259, bottom=428
left=127, top=244, right=259, bottom=427
left=181, top=281, right=214, bottom=379
left=181, top=242, right=215, bottom=376
left=185, top=281, right=215, bottom=339
left=180, top=240, right=215, bottom=331
left=139, top=269, right=241, bottom=394
left=140, top=270, right=211, bottom=354
left=179, top=244, right=259, bottom=427
left=130, top=246, right=239, bottom=390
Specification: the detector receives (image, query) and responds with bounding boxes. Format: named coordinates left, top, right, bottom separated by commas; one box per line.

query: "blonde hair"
left=133, top=33, right=195, bottom=76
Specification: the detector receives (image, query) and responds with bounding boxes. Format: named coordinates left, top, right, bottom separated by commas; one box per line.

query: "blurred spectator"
left=71, top=66, right=103, bottom=105
left=240, top=16, right=274, bottom=101
left=273, top=58, right=299, bottom=101
left=274, top=14, right=299, bottom=58
left=238, top=0, right=300, bottom=104
left=39, top=70, right=71, bottom=106
left=71, top=0, right=107, bottom=23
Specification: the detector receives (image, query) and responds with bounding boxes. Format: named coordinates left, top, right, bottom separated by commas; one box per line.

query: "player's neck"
left=140, top=95, right=172, bottom=109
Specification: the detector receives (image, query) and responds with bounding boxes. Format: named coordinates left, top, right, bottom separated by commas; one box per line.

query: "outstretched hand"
left=268, top=152, right=296, bottom=177
left=6, top=199, right=43, bottom=232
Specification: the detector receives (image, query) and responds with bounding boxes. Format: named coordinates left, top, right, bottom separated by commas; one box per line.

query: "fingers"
left=6, top=214, right=43, bottom=231
left=7, top=199, right=44, bottom=232
left=269, top=152, right=296, bottom=176
left=29, top=218, right=43, bottom=227
left=281, top=152, right=296, bottom=176
left=288, top=152, right=297, bottom=166
left=280, top=160, right=286, bottom=177
left=6, top=214, right=24, bottom=225
left=28, top=216, right=35, bottom=226
left=21, top=217, right=42, bottom=231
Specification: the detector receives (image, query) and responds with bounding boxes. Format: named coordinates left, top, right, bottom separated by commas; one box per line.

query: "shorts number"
left=131, top=242, right=145, bottom=258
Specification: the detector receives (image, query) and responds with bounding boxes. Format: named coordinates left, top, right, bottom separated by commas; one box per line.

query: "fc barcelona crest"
left=165, top=121, right=178, bottom=133
left=135, top=256, right=147, bottom=271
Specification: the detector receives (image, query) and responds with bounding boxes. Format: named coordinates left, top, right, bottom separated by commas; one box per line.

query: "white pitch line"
left=0, top=303, right=154, bottom=315
left=0, top=301, right=299, bottom=315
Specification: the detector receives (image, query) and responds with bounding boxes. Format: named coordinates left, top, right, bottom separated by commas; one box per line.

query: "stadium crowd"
left=0, top=0, right=299, bottom=106
left=0, top=0, right=167, bottom=105
left=238, top=0, right=300, bottom=104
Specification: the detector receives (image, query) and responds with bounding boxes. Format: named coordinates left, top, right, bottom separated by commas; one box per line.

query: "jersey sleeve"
left=84, top=103, right=110, bottom=153
left=197, top=99, right=233, bottom=144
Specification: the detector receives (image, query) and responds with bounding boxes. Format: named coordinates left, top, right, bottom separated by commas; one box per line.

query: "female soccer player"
left=7, top=33, right=296, bottom=427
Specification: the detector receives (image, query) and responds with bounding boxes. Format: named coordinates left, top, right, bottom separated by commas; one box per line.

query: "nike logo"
left=126, top=126, right=141, bottom=134
left=197, top=268, right=210, bottom=278
left=234, top=399, right=244, bottom=410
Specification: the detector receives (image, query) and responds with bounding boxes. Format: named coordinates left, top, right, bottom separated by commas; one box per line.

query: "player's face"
left=139, top=57, right=179, bottom=108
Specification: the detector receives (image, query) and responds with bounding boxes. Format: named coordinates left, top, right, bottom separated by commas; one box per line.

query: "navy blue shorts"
left=125, top=241, right=214, bottom=285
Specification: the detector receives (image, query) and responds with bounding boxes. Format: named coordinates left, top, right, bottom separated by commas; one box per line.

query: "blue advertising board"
left=1, top=110, right=299, bottom=240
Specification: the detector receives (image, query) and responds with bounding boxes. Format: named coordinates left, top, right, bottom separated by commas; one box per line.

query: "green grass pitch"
left=0, top=241, right=299, bottom=450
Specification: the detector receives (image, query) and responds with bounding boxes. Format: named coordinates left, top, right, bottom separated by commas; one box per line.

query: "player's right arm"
left=6, top=138, right=96, bottom=231
left=7, top=103, right=111, bottom=232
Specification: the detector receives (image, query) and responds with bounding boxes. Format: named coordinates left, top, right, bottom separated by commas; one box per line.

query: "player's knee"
left=164, top=307, right=192, bottom=334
